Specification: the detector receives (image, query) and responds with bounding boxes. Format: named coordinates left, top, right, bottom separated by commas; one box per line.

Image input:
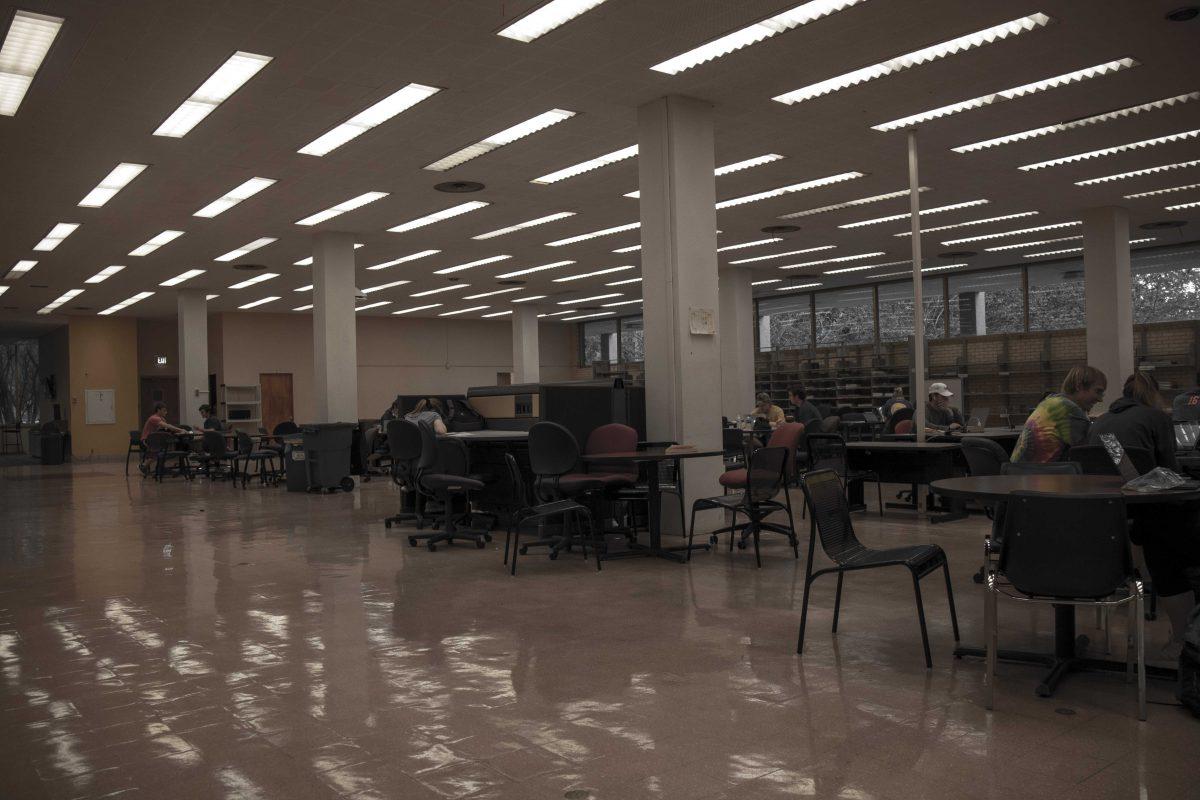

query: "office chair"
left=194, top=430, right=237, bottom=481
left=690, top=445, right=796, bottom=568
left=1067, top=444, right=1153, bottom=476
left=521, top=421, right=605, bottom=558
left=143, top=431, right=192, bottom=481
left=883, top=407, right=913, bottom=435
left=383, top=420, right=426, bottom=530
left=502, top=453, right=597, bottom=574
left=234, top=431, right=279, bottom=487
left=805, top=432, right=881, bottom=517
left=408, top=427, right=490, bottom=551
left=125, top=430, right=144, bottom=476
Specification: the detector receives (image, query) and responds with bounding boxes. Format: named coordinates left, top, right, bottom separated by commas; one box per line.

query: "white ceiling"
left=1, top=0, right=1198, bottom=327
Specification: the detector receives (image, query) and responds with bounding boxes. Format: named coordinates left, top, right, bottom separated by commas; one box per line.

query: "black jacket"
left=1087, top=397, right=1177, bottom=471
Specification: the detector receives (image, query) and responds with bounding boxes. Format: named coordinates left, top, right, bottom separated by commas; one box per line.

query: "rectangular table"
left=845, top=440, right=965, bottom=520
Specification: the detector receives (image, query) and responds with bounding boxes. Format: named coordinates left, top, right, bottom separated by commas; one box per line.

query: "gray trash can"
left=300, top=423, right=356, bottom=492
left=285, top=442, right=309, bottom=492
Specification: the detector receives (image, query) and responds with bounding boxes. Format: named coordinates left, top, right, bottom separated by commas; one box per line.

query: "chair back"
left=884, top=407, right=914, bottom=435
left=201, top=430, right=226, bottom=456
left=258, top=427, right=268, bottom=435
left=503, top=452, right=530, bottom=512
left=722, top=427, right=745, bottom=460
left=386, top=420, right=423, bottom=483
left=745, top=446, right=788, bottom=505
left=1068, top=444, right=1121, bottom=475
left=272, top=420, right=300, bottom=436
left=819, top=415, right=841, bottom=433
left=999, top=491, right=1131, bottom=599
left=894, top=419, right=914, bottom=434
left=128, top=430, right=141, bottom=447
left=960, top=436, right=1007, bottom=476
left=799, top=469, right=865, bottom=565
left=144, top=431, right=173, bottom=455
left=1001, top=461, right=1081, bottom=476
left=414, top=421, right=440, bottom=473
left=766, top=422, right=805, bottom=479
left=584, top=423, right=638, bottom=476
left=434, top=437, right=470, bottom=477
left=805, top=433, right=847, bottom=476
left=235, top=431, right=255, bottom=456
left=528, top=421, right=580, bottom=478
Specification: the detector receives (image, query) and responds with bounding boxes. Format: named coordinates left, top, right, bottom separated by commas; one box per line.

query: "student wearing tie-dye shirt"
left=1010, top=366, right=1107, bottom=463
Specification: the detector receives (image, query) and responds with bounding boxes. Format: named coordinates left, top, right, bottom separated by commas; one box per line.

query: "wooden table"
left=581, top=447, right=723, bottom=563
left=930, top=475, right=1197, bottom=696
left=845, top=440, right=964, bottom=519
left=445, top=430, right=529, bottom=442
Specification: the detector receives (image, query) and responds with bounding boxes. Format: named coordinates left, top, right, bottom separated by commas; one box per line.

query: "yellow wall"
left=69, top=317, right=140, bottom=456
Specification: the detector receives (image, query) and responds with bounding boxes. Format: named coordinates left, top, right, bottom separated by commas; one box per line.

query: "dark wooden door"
left=259, top=373, right=294, bottom=432
left=140, top=376, right=180, bottom=424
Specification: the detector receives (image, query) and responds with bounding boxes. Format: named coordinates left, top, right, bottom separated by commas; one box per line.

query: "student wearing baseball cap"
left=925, top=382, right=963, bottom=432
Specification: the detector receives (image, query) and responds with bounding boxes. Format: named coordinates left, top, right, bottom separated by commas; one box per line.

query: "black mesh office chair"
left=502, top=453, right=597, bottom=574
left=798, top=469, right=959, bottom=668
left=688, top=446, right=796, bottom=568
left=235, top=431, right=279, bottom=488
left=986, top=492, right=1145, bottom=719
left=883, top=407, right=913, bottom=435
left=1067, top=444, right=1153, bottom=476
left=143, top=431, right=192, bottom=481
left=125, top=430, right=144, bottom=476
left=961, top=436, right=1008, bottom=477
left=383, top=420, right=426, bottom=530
left=409, top=428, right=490, bottom=551
left=805, top=432, right=881, bottom=517
left=520, top=421, right=604, bottom=557
left=194, top=430, right=237, bottom=481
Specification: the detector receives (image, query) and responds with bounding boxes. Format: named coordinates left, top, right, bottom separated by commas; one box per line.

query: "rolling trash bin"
left=285, top=442, right=309, bottom=492
left=300, top=423, right=356, bottom=492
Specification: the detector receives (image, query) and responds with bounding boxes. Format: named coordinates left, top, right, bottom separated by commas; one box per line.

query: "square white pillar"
left=638, top=95, right=723, bottom=528
left=719, top=269, right=756, bottom=420
left=512, top=305, right=540, bottom=384
left=177, top=289, right=208, bottom=428
left=1083, top=206, right=1134, bottom=391
left=313, top=231, right=359, bottom=423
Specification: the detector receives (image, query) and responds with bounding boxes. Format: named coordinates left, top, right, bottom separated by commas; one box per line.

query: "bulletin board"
left=84, top=389, right=116, bottom=424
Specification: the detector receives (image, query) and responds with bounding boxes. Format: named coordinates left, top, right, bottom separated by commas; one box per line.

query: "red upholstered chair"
left=894, top=419, right=914, bottom=435
left=719, top=422, right=804, bottom=490
left=584, top=423, right=639, bottom=489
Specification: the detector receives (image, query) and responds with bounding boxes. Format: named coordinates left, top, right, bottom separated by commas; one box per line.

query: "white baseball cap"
left=929, top=382, right=954, bottom=397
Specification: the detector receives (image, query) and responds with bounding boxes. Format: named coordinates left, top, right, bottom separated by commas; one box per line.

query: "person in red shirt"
left=139, top=402, right=185, bottom=475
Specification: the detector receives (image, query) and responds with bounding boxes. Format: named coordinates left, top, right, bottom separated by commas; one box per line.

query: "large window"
left=1028, top=259, right=1085, bottom=331
left=580, top=315, right=643, bottom=365
left=815, top=288, right=874, bottom=346
left=620, top=316, right=644, bottom=362
left=0, top=340, right=39, bottom=425
left=756, top=293, right=811, bottom=352
left=1132, top=245, right=1200, bottom=324
left=877, top=280, right=945, bottom=341
left=948, top=269, right=1024, bottom=336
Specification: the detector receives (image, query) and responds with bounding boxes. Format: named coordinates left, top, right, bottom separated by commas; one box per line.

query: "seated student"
left=405, top=397, right=448, bottom=435
left=1173, top=373, right=1200, bottom=422
left=787, top=386, right=822, bottom=429
left=925, top=383, right=964, bottom=432
left=139, top=402, right=186, bottom=475
left=881, top=386, right=911, bottom=420
left=751, top=392, right=785, bottom=429
left=380, top=395, right=404, bottom=423
left=199, top=404, right=223, bottom=431
left=1011, top=365, right=1107, bottom=463
left=1088, top=372, right=1176, bottom=469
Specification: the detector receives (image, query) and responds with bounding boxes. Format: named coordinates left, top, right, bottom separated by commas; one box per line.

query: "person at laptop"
left=1087, top=372, right=1176, bottom=471
left=1173, top=373, right=1200, bottom=421
left=198, top=404, right=223, bottom=431
left=1011, top=365, right=1107, bottom=463
left=787, top=386, right=822, bottom=430
left=751, top=392, right=785, bottom=429
left=406, top=397, right=448, bottom=435
left=924, top=383, right=964, bottom=432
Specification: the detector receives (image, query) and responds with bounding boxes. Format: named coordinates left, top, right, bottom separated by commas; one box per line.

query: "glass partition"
left=580, top=318, right=618, bottom=365
left=814, top=288, right=874, bottom=346
left=877, top=280, right=945, bottom=341
left=1131, top=244, right=1200, bottom=324
left=1028, top=258, right=1085, bottom=331
left=948, top=269, right=1024, bottom=336
left=619, top=316, right=645, bottom=362
left=756, top=293, right=812, bottom=351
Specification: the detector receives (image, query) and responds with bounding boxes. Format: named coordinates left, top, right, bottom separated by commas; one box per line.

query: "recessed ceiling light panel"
left=98, top=291, right=154, bottom=316
left=546, top=222, right=639, bottom=247
left=497, top=0, right=611, bottom=42
left=155, top=52, right=272, bottom=137
left=365, top=249, right=440, bottom=270
left=1020, top=127, right=1200, bottom=171
left=298, top=83, right=440, bottom=156
left=716, top=171, right=865, bottom=209
left=228, top=272, right=279, bottom=289
left=729, top=245, right=836, bottom=265
left=839, top=199, right=988, bottom=228
left=425, top=109, right=575, bottom=171
left=433, top=255, right=511, bottom=275
left=37, top=288, right=83, bottom=315
left=129, top=229, right=185, bottom=256
left=531, top=145, right=637, bottom=185
left=0, top=10, right=64, bottom=116
left=779, top=187, right=928, bottom=219
left=472, top=212, right=576, bottom=240
left=85, top=265, right=125, bottom=284
left=79, top=162, right=148, bottom=207
left=388, top=200, right=489, bottom=233
left=295, top=191, right=388, bottom=226
left=159, top=268, right=206, bottom=287
left=32, top=222, right=78, bottom=251
left=215, top=237, right=277, bottom=262
left=237, top=295, right=279, bottom=310
left=194, top=177, right=276, bottom=217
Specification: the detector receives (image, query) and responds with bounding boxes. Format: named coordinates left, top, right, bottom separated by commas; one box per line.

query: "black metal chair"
left=722, top=427, right=747, bottom=468
left=502, top=453, right=597, bottom=574
left=986, top=491, right=1145, bottom=719
left=383, top=420, right=427, bottom=530
left=143, top=431, right=192, bottom=481
left=689, top=446, right=796, bottom=568
left=1067, top=444, right=1153, bottom=476
left=518, top=422, right=605, bottom=558
left=194, top=430, right=237, bottom=481
left=805, top=432, right=881, bottom=517
left=234, top=431, right=279, bottom=487
left=797, top=469, right=959, bottom=668
left=408, top=429, right=490, bottom=551
left=961, top=436, right=1007, bottom=477
left=882, top=407, right=913, bottom=435
left=125, top=430, right=144, bottom=476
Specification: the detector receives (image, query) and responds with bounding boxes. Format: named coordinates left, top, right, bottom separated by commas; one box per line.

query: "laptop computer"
left=966, top=407, right=990, bottom=430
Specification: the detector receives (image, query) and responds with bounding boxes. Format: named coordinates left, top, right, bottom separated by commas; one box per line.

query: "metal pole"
left=907, top=130, right=926, bottom=443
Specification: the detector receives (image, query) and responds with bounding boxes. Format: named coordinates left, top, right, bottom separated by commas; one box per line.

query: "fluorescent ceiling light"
left=612, top=244, right=641, bottom=253
left=294, top=243, right=365, bottom=266
left=839, top=199, right=989, bottom=228
left=464, top=287, right=523, bottom=299
left=779, top=188, right=929, bottom=219
left=921, top=264, right=967, bottom=272
left=531, top=144, right=637, bottom=185
left=561, top=311, right=615, bottom=321
left=1020, top=128, right=1200, bottom=171
left=85, top=265, right=124, bottom=284
left=1124, top=183, right=1200, bottom=199
left=434, top=255, right=511, bottom=275
left=294, top=284, right=313, bottom=292
left=0, top=10, right=64, bottom=116
left=554, top=265, right=635, bottom=282
left=606, top=277, right=642, bottom=286
left=365, top=249, right=439, bottom=270
left=206, top=294, right=219, bottom=300
left=546, top=222, right=639, bottom=246
left=893, top=211, right=1038, bottom=236
left=6, top=259, right=37, bottom=278
left=1166, top=200, right=1200, bottom=210
left=602, top=298, right=643, bottom=307
left=194, top=177, right=276, bottom=217
left=1023, top=247, right=1081, bottom=258
left=653, top=1, right=865, bottom=74
left=472, top=211, right=576, bottom=239
left=215, top=237, right=277, bottom=262
left=952, top=92, right=1200, bottom=153
left=129, top=229, right=184, bottom=256
left=355, top=301, right=391, bottom=312
left=496, top=259, right=575, bottom=278
left=438, top=305, right=490, bottom=317
left=772, top=13, right=1052, bottom=105
left=33, top=222, right=79, bottom=251
left=497, top=0, right=610, bottom=42
left=1075, top=159, right=1200, bottom=186
left=392, top=303, right=442, bottom=315
left=411, top=284, right=470, bottom=298
left=238, top=296, right=279, bottom=310
left=159, top=269, right=205, bottom=287
left=295, top=191, right=388, bottom=226
left=37, top=289, right=83, bottom=315
left=482, top=310, right=513, bottom=317
left=298, top=82, right=440, bottom=156
left=751, top=278, right=782, bottom=286
left=293, top=304, right=313, bottom=311
left=388, top=200, right=489, bottom=233
left=942, top=220, right=1080, bottom=245
left=362, top=279, right=411, bottom=294
left=729, top=245, right=836, bottom=265
left=625, top=154, right=785, bottom=197
left=718, top=237, right=782, bottom=252
left=228, top=272, right=279, bottom=289
left=545, top=309, right=577, bottom=316
left=872, top=58, right=1138, bottom=132
left=556, top=293, right=621, bottom=305
left=0, top=286, right=7, bottom=296
left=824, top=259, right=912, bottom=274
left=79, top=162, right=148, bottom=207
left=775, top=282, right=822, bottom=290
left=426, top=109, right=575, bottom=171
left=98, top=291, right=153, bottom=316
left=985, top=235, right=1081, bottom=251
left=716, top=171, right=864, bottom=209
left=781, top=252, right=886, bottom=271
left=155, top=51, right=272, bottom=137
left=512, top=295, right=547, bottom=303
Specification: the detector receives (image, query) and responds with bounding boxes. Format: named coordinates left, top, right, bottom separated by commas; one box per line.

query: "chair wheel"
left=708, top=535, right=717, bottom=545
left=384, top=519, right=393, bottom=529
left=427, top=542, right=437, bottom=552
left=518, top=546, right=528, bottom=555
left=476, top=538, right=486, bottom=549
left=408, top=537, right=418, bottom=547
left=549, top=551, right=559, bottom=560
left=737, top=540, right=747, bottom=550
left=340, top=477, right=355, bottom=492
left=484, top=533, right=493, bottom=542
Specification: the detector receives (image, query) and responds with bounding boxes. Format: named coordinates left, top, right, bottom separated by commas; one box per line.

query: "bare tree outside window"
left=0, top=340, right=40, bottom=425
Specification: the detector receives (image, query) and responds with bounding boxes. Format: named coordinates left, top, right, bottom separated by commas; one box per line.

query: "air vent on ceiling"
left=233, top=263, right=268, bottom=271
left=939, top=251, right=977, bottom=258
left=73, top=306, right=92, bottom=310
left=435, top=181, right=485, bottom=193
left=1139, top=220, right=1186, bottom=230
left=761, top=224, right=800, bottom=234
left=1166, top=6, right=1199, bottom=22
left=497, top=279, right=525, bottom=286
left=29, top=283, right=49, bottom=288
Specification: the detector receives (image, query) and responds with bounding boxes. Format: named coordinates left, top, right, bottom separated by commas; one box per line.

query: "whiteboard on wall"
left=84, top=389, right=116, bottom=424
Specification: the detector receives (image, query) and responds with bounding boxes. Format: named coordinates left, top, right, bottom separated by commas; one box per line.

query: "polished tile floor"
left=1, top=460, right=1197, bottom=800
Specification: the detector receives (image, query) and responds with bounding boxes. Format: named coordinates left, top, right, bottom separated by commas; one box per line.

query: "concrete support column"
left=176, top=289, right=208, bottom=428
left=1083, top=206, right=1134, bottom=391
left=512, top=305, right=540, bottom=384
left=719, top=268, right=756, bottom=420
left=313, top=231, right=358, bottom=423
left=638, top=95, right=722, bottom=528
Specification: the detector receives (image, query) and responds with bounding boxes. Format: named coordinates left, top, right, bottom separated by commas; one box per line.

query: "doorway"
left=140, top=376, right=180, bottom=425
left=259, top=373, right=294, bottom=432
